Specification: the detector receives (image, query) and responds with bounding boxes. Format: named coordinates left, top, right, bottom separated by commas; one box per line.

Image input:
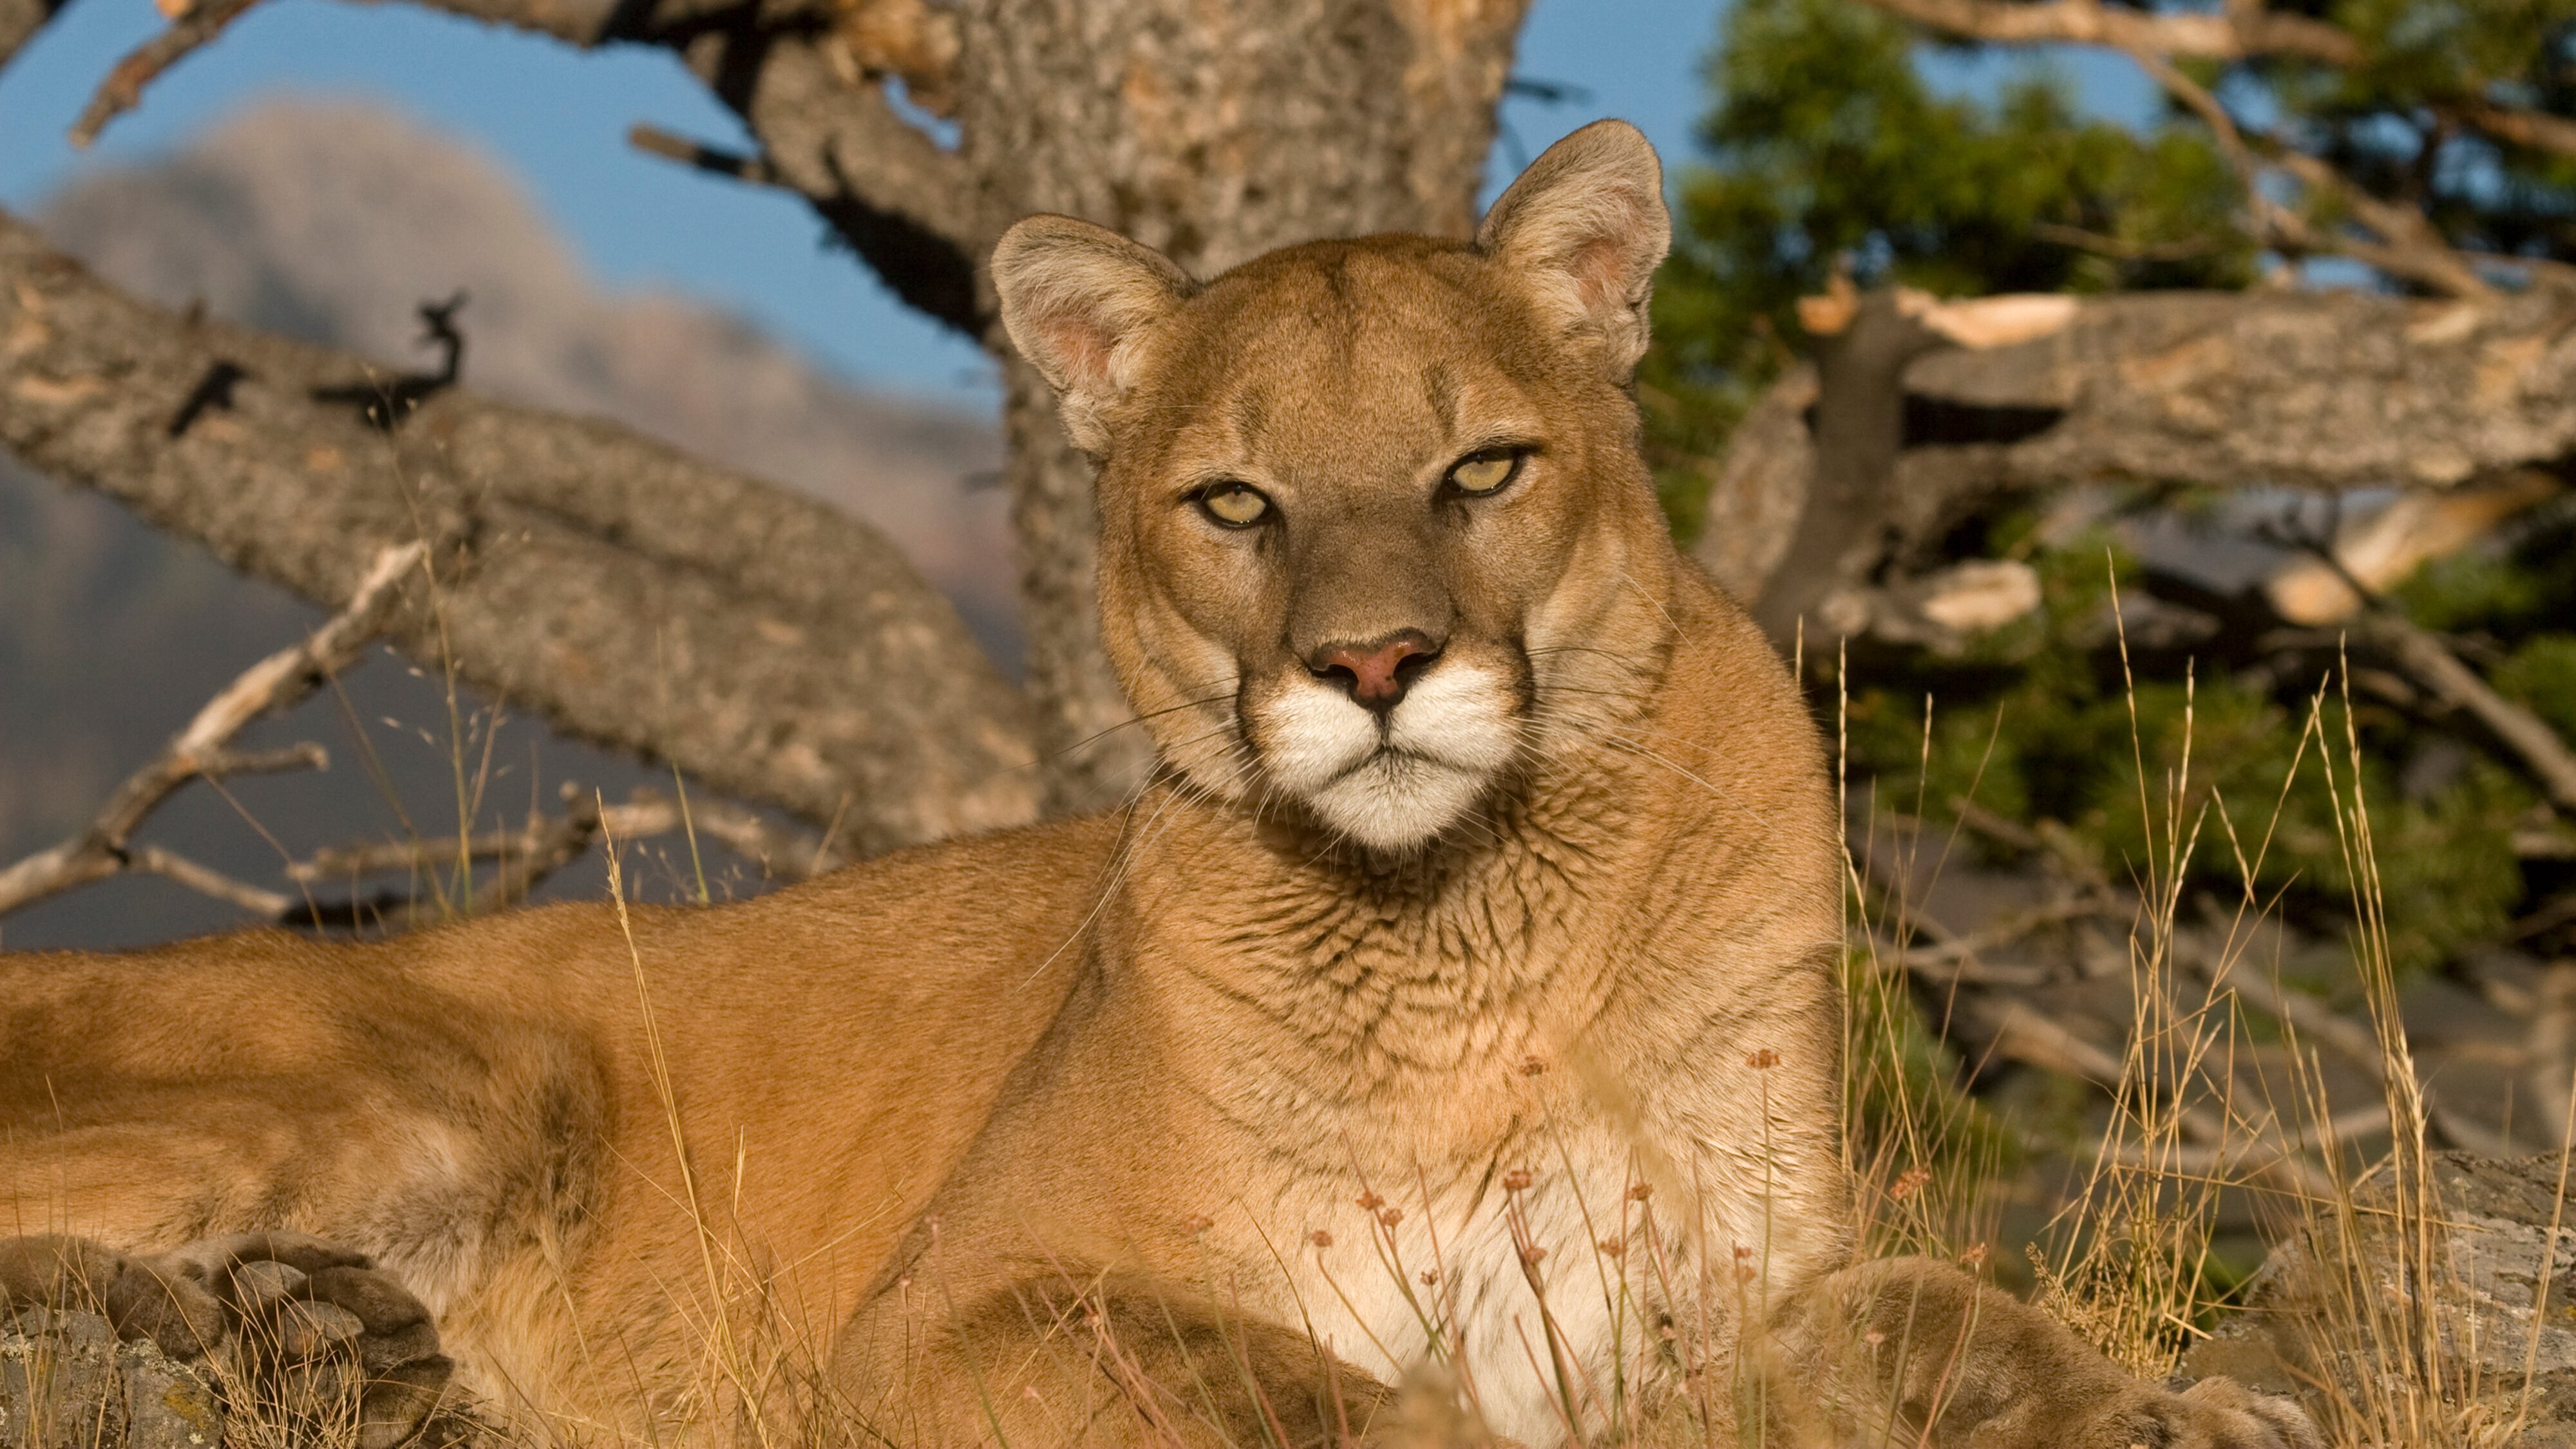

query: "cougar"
left=0, top=122, right=2315, bottom=1449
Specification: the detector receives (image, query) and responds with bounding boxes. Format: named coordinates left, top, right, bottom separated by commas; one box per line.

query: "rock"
left=0, top=1306, right=488, bottom=1449
left=119, top=1358, right=222, bottom=1449
left=0, top=1309, right=216, bottom=1449
left=2184, top=1151, right=2576, bottom=1444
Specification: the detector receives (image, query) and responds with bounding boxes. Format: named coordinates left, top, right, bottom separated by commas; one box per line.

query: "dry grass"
left=1813, top=624, right=2568, bottom=1447
left=455, top=627, right=2562, bottom=1449
left=9, top=575, right=2555, bottom=1449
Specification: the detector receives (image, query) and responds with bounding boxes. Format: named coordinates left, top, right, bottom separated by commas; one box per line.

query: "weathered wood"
left=0, top=212, right=1039, bottom=855
left=1701, top=287, right=2576, bottom=607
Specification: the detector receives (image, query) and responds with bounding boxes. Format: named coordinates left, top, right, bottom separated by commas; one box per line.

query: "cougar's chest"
left=1247, top=1101, right=1674, bottom=1446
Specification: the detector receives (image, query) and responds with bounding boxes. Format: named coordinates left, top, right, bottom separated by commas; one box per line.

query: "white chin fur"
left=1256, top=664, right=1519, bottom=851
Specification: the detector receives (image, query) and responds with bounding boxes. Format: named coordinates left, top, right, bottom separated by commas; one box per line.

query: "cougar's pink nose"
left=1309, top=630, right=1441, bottom=712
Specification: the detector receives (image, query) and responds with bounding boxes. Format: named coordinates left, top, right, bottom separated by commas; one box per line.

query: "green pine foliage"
left=2286, top=0, right=2576, bottom=263
left=1649, top=0, right=2573, bottom=985
left=1839, top=537, right=2536, bottom=976
left=1641, top=0, right=2253, bottom=526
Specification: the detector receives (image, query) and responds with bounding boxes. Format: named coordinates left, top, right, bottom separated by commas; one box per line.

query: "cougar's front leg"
left=1761, top=1256, right=2317, bottom=1449
left=838, top=1269, right=1401, bottom=1449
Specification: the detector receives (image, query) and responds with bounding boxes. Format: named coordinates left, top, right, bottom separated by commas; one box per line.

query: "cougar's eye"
left=1196, top=481, right=1273, bottom=528
left=1445, top=449, right=1524, bottom=496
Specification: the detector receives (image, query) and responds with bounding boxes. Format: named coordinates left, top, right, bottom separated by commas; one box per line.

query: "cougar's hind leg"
left=1766, top=1255, right=2320, bottom=1449
left=1, top=945, right=611, bottom=1435
left=0, top=947, right=610, bottom=1285
left=839, top=1270, right=1405, bottom=1449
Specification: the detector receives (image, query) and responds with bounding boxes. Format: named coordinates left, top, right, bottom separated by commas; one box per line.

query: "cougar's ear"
left=1475, top=119, right=1669, bottom=379
left=992, top=215, right=1197, bottom=453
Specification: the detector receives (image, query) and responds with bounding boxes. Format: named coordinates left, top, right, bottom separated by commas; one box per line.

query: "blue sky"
left=0, top=0, right=2155, bottom=408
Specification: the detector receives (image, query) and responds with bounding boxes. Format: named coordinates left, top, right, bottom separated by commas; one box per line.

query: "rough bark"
left=1694, top=365, right=1815, bottom=603
left=1750, top=294, right=1953, bottom=645
left=1698, top=287, right=2576, bottom=607
left=0, top=209, right=1038, bottom=855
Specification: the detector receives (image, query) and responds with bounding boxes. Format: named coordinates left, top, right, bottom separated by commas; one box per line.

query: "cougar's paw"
left=0, top=1233, right=228, bottom=1358
left=2056, top=1376, right=2320, bottom=1449
left=151, top=1232, right=454, bottom=1449
left=305, top=1264, right=453, bottom=1449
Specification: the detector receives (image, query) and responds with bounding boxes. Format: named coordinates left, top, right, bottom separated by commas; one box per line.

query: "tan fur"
left=1, top=123, right=2307, bottom=1449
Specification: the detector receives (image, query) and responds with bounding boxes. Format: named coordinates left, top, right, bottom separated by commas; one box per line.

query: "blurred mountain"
left=1, top=100, right=1017, bottom=949
left=37, top=99, right=1016, bottom=652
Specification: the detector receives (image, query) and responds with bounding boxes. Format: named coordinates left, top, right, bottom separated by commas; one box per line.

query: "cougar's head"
left=992, top=122, right=1678, bottom=853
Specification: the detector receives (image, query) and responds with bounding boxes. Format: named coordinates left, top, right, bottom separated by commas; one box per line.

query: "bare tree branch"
left=2028, top=222, right=2228, bottom=263
left=0, top=0, right=67, bottom=71
left=0, top=542, right=421, bottom=920
left=1703, top=287, right=2576, bottom=605
left=2360, top=613, right=2576, bottom=816
left=627, top=124, right=786, bottom=187
left=7, top=597, right=842, bottom=929
left=2458, top=99, right=2576, bottom=161
left=68, top=0, right=263, bottom=146
left=1922, top=291, right=2576, bottom=486
left=2177, top=928, right=2388, bottom=1084
left=683, top=32, right=992, bottom=333
left=1849, top=0, right=2360, bottom=66
left=131, top=846, right=297, bottom=917
left=0, top=208, right=1040, bottom=854
left=1964, top=995, right=2339, bottom=1199
left=2268, top=151, right=2494, bottom=299
left=288, top=783, right=840, bottom=893
left=283, top=782, right=842, bottom=927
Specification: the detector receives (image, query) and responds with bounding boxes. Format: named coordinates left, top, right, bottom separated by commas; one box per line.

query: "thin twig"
left=2268, top=151, right=2494, bottom=299
left=1975, top=998, right=2338, bottom=1199
left=0, top=542, right=423, bottom=920
left=2360, top=612, right=2576, bottom=815
left=285, top=784, right=837, bottom=923
left=1886, top=894, right=2107, bottom=983
left=627, top=124, right=789, bottom=189
left=70, top=0, right=265, bottom=147
left=2175, top=928, right=2385, bottom=1084
left=1850, top=0, right=2360, bottom=65
left=131, top=845, right=295, bottom=917
left=2515, top=891, right=2576, bottom=942
left=2029, top=222, right=2226, bottom=263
